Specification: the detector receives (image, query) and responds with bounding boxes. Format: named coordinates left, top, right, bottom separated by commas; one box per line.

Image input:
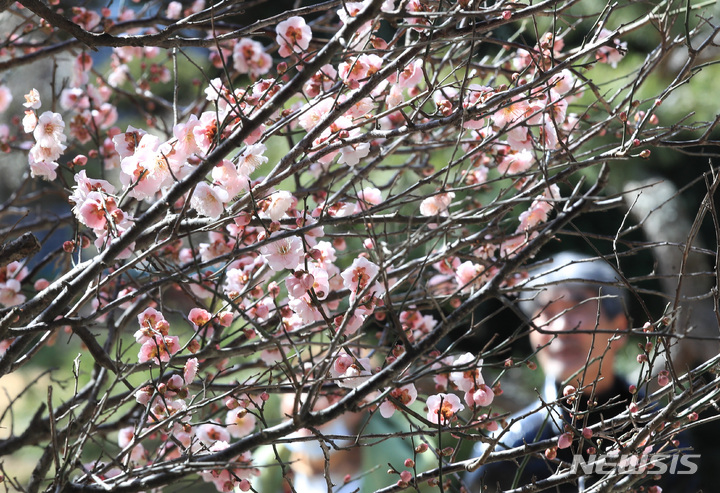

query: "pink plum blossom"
left=233, top=38, right=272, bottom=78
left=191, top=182, right=229, bottom=219
left=119, top=134, right=175, bottom=200
left=308, top=264, right=329, bottom=299
left=468, top=383, right=495, bottom=408
left=193, top=112, right=219, bottom=156
left=517, top=185, right=559, bottom=232
left=419, top=192, right=455, bottom=216
left=134, top=307, right=170, bottom=343
left=449, top=353, right=485, bottom=392
left=298, top=98, right=334, bottom=131
left=356, top=187, right=382, bottom=211
left=0, top=85, right=12, bottom=113
left=22, top=110, right=37, bottom=133
left=113, top=125, right=146, bottom=159
left=0, top=279, right=25, bottom=307
left=260, top=235, right=304, bottom=271
left=331, top=353, right=372, bottom=388
left=276, top=16, right=312, bottom=57
left=189, top=307, right=212, bottom=328
left=497, top=149, right=534, bottom=175
left=138, top=335, right=181, bottom=364
left=264, top=190, right=295, bottom=221
left=397, top=59, right=424, bottom=88
left=454, top=261, right=483, bottom=292
left=379, top=384, right=417, bottom=418
left=226, top=407, right=257, bottom=437
left=289, top=296, right=323, bottom=324
left=286, top=271, right=315, bottom=299
left=173, top=114, right=201, bottom=156
left=426, top=393, right=464, bottom=425
left=344, top=97, right=375, bottom=119
left=28, top=158, right=59, bottom=181
left=196, top=422, right=231, bottom=446
left=595, top=28, right=627, bottom=68
left=338, top=135, right=370, bottom=166
left=184, top=358, right=199, bottom=385
left=76, top=191, right=111, bottom=230
left=238, top=143, right=268, bottom=175
left=341, top=257, right=384, bottom=298
left=166, top=1, right=182, bottom=18
left=491, top=98, right=529, bottom=128
left=212, top=159, right=247, bottom=198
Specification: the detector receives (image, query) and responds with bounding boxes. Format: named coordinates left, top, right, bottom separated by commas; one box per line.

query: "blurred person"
left=255, top=392, right=436, bottom=492
left=465, top=252, right=697, bottom=492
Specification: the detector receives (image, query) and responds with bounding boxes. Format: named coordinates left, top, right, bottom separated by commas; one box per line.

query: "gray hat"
left=518, top=252, right=628, bottom=318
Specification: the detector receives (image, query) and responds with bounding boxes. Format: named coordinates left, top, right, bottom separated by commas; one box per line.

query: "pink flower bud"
left=545, top=447, right=557, bottom=459
left=34, top=278, right=49, bottom=290
left=558, top=432, right=573, bottom=449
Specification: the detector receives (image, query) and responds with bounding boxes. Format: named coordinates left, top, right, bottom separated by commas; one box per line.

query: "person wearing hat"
left=465, top=252, right=694, bottom=492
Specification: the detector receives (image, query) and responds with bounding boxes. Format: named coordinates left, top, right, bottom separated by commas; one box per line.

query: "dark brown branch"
left=0, top=232, right=40, bottom=267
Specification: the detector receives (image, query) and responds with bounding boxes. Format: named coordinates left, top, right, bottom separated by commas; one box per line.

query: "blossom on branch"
left=426, top=393, right=464, bottom=425
left=276, top=16, right=312, bottom=57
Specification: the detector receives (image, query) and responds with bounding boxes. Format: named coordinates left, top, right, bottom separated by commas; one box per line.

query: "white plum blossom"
left=191, top=182, right=229, bottom=219
left=264, top=190, right=295, bottom=221
left=238, top=143, right=268, bottom=174
left=23, top=88, right=41, bottom=109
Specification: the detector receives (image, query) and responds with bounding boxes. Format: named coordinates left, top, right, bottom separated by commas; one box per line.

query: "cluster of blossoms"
left=133, top=308, right=181, bottom=364
left=0, top=261, right=27, bottom=308
left=129, top=306, right=262, bottom=491
left=22, top=90, right=66, bottom=181
left=0, top=0, right=669, bottom=491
